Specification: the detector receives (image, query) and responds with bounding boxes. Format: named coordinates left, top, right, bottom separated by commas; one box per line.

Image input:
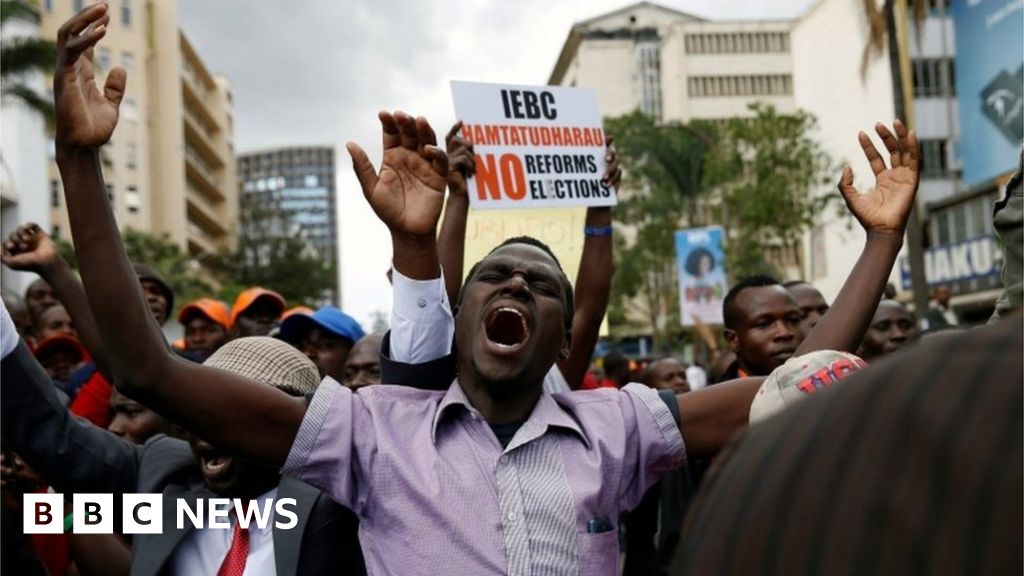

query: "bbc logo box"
left=24, top=493, right=164, bottom=534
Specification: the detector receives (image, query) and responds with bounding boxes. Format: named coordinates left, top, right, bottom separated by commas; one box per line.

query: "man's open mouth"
left=484, top=306, right=530, bottom=352
left=197, top=448, right=233, bottom=480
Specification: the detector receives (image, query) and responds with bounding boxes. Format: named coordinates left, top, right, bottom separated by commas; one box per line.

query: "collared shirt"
left=283, top=377, right=685, bottom=575
left=171, top=488, right=278, bottom=576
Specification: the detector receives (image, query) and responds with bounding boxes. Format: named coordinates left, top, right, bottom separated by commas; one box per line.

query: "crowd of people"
left=0, top=4, right=1020, bottom=575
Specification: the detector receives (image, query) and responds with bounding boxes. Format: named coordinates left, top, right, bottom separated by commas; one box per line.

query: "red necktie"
left=217, top=513, right=250, bottom=576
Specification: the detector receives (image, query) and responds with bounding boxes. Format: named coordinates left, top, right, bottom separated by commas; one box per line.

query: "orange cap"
left=178, top=298, right=232, bottom=330
left=282, top=306, right=314, bottom=320
left=230, top=287, right=286, bottom=325
left=172, top=338, right=186, bottom=351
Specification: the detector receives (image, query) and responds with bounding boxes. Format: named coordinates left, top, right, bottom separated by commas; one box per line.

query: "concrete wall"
left=791, top=0, right=900, bottom=301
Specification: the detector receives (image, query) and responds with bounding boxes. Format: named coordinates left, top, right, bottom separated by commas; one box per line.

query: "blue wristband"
left=584, top=225, right=613, bottom=237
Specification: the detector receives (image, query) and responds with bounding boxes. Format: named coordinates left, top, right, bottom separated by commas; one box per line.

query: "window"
left=97, top=47, right=111, bottom=69
left=50, top=180, right=61, bottom=208
left=121, top=0, right=131, bottom=27
left=126, top=142, right=137, bottom=169
left=688, top=75, right=793, bottom=98
left=73, top=0, right=83, bottom=12
left=635, top=41, right=662, bottom=120
left=920, top=139, right=952, bottom=178
left=106, top=184, right=115, bottom=208
left=912, top=58, right=956, bottom=97
left=122, top=98, right=138, bottom=122
left=122, top=52, right=135, bottom=71
left=126, top=185, right=139, bottom=213
left=44, top=0, right=53, bottom=12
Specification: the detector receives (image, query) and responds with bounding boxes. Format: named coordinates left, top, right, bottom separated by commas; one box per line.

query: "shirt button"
left=417, top=297, right=427, bottom=308
left=499, top=455, right=509, bottom=464
left=507, top=511, right=517, bottom=521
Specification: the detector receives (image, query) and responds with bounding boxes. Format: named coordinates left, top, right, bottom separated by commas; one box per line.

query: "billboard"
left=675, top=226, right=728, bottom=327
left=952, top=0, right=1024, bottom=186
left=898, top=234, right=1003, bottom=289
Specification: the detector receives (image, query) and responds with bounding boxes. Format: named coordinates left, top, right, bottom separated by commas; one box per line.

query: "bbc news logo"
left=24, top=494, right=299, bottom=534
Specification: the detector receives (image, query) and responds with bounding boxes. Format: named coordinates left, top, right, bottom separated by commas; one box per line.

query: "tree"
left=703, top=103, right=836, bottom=278
left=1, top=0, right=57, bottom=123
left=603, top=111, right=712, bottom=349
left=604, top=105, right=834, bottom=351
left=212, top=202, right=336, bottom=307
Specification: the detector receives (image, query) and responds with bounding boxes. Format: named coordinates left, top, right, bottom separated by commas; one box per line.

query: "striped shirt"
left=675, top=317, right=1023, bottom=575
left=282, top=378, right=685, bottom=575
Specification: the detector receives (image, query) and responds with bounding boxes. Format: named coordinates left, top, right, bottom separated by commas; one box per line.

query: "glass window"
left=97, top=48, right=111, bottom=69
left=106, top=184, right=115, bottom=208
left=126, top=185, right=139, bottom=213
left=50, top=180, right=61, bottom=208
left=126, top=142, right=137, bottom=169
left=73, top=0, right=84, bottom=12
left=44, top=0, right=53, bottom=12
left=121, top=0, right=131, bottom=27
left=122, top=52, right=135, bottom=71
left=122, top=98, right=138, bottom=122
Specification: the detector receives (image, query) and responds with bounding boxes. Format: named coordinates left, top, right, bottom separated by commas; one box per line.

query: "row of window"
left=912, top=58, right=956, bottom=98
left=687, top=75, right=793, bottom=98
left=636, top=42, right=663, bottom=120
left=684, top=32, right=790, bottom=55
left=242, top=174, right=329, bottom=193
left=919, top=138, right=958, bottom=179
left=51, top=0, right=131, bottom=27
left=240, top=150, right=334, bottom=169
left=930, top=191, right=999, bottom=247
left=94, top=48, right=135, bottom=72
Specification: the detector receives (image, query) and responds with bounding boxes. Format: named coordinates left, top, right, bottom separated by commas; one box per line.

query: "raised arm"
left=437, top=121, right=473, bottom=305
left=675, top=121, right=919, bottom=458
left=558, top=139, right=621, bottom=389
left=2, top=223, right=112, bottom=380
left=53, top=4, right=304, bottom=466
left=797, top=121, right=919, bottom=355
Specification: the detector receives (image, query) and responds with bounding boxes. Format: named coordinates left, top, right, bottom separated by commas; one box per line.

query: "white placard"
left=450, top=81, right=616, bottom=210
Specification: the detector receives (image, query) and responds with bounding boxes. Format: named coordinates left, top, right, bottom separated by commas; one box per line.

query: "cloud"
left=178, top=0, right=812, bottom=327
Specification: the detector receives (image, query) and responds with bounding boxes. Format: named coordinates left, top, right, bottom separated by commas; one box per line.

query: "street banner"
left=952, top=0, right=1024, bottom=186
left=450, top=80, right=616, bottom=209
left=675, top=226, right=727, bottom=327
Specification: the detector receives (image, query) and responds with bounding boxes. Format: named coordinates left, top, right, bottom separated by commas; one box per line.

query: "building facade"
left=38, top=0, right=237, bottom=279
left=238, top=146, right=339, bottom=303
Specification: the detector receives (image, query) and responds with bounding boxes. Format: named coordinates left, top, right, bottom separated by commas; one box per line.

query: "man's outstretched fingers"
left=347, top=142, right=378, bottom=198
left=380, top=111, right=401, bottom=150
left=858, top=132, right=886, bottom=176
left=895, top=121, right=919, bottom=171
left=395, top=112, right=419, bottom=151
left=64, top=12, right=110, bottom=56
left=103, top=67, right=127, bottom=106
left=57, top=1, right=106, bottom=47
left=837, top=165, right=858, bottom=206
left=875, top=123, right=903, bottom=168
left=416, top=116, right=437, bottom=149
left=446, top=121, right=464, bottom=144
left=424, top=144, right=449, bottom=182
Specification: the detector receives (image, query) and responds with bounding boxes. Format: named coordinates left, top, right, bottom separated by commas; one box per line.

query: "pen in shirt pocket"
left=586, top=516, right=614, bottom=534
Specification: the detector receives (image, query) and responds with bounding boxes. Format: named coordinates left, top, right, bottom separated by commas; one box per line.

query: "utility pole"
left=889, top=0, right=931, bottom=318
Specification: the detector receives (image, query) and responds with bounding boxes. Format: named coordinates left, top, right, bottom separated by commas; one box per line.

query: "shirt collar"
left=431, top=379, right=590, bottom=450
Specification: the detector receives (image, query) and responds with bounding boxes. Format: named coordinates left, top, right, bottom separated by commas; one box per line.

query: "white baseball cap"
left=749, top=350, right=866, bottom=424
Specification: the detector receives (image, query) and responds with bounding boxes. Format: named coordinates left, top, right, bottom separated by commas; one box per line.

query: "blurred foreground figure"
left=674, top=317, right=1022, bottom=575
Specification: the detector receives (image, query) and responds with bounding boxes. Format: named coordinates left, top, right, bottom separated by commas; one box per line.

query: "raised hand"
left=1, top=223, right=62, bottom=274
left=838, top=120, right=919, bottom=235
left=603, top=136, right=622, bottom=189
left=54, top=2, right=126, bottom=150
left=349, top=112, right=448, bottom=239
left=446, top=121, right=475, bottom=197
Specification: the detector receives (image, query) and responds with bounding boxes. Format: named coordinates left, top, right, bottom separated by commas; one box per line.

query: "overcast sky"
left=178, top=0, right=815, bottom=328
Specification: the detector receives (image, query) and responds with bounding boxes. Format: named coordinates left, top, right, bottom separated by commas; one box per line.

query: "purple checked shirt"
left=283, top=376, right=686, bottom=575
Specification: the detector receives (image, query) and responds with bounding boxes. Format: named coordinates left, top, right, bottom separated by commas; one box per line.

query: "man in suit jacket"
left=1, top=319, right=365, bottom=576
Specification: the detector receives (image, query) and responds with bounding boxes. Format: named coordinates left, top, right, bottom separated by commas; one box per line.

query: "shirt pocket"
left=577, top=529, right=620, bottom=575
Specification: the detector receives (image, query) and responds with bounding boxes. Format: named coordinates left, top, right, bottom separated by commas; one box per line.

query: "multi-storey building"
left=38, top=0, right=237, bottom=280
left=238, top=146, right=339, bottom=304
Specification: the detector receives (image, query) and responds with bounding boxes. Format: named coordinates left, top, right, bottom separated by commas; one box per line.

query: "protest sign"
left=675, top=226, right=728, bottom=327
left=451, top=80, right=616, bottom=209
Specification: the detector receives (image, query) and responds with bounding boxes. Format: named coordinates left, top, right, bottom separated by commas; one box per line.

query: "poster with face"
left=675, top=226, right=727, bottom=327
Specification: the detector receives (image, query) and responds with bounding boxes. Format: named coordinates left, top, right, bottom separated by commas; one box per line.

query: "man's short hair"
left=603, top=350, right=628, bottom=378
left=460, top=236, right=574, bottom=330
left=723, top=274, right=781, bottom=330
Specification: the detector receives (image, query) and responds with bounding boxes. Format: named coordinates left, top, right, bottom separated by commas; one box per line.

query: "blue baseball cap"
left=277, top=306, right=365, bottom=345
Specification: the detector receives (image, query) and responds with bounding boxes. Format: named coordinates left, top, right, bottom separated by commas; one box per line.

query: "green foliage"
left=1, top=1, right=56, bottom=123
left=604, top=105, right=834, bottom=348
left=702, top=103, right=836, bottom=278
left=211, top=202, right=336, bottom=308
left=603, top=111, right=713, bottom=350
